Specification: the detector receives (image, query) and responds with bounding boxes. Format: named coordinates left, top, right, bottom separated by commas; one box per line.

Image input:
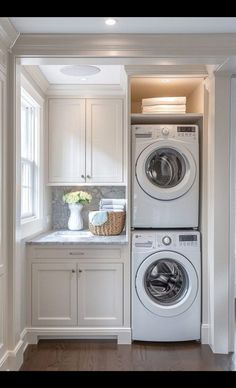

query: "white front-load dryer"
left=132, top=124, right=199, bottom=228
left=132, top=230, right=201, bottom=341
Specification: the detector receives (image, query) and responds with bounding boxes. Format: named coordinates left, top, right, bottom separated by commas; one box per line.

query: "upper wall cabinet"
left=48, top=99, right=86, bottom=184
left=48, top=98, right=124, bottom=185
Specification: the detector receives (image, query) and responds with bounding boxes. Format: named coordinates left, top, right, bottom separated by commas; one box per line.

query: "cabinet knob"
left=72, top=269, right=76, bottom=273
left=86, top=175, right=91, bottom=179
left=78, top=269, right=83, bottom=273
left=81, top=174, right=85, bottom=179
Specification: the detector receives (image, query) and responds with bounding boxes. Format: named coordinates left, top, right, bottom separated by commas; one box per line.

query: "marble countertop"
left=26, top=229, right=129, bottom=245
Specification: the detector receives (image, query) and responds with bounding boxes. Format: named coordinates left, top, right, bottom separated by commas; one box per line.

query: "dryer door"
left=135, top=140, right=196, bottom=200
left=135, top=251, right=198, bottom=317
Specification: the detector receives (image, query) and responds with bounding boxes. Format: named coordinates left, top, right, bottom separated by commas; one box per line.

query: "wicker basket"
left=89, top=211, right=126, bottom=236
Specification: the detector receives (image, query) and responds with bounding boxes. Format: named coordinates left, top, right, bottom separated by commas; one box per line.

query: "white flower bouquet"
left=63, top=190, right=92, bottom=205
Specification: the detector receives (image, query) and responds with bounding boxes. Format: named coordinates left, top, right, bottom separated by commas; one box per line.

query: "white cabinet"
left=48, top=98, right=124, bottom=185
left=48, top=99, right=86, bottom=183
left=32, top=262, right=77, bottom=326
left=78, top=263, right=123, bottom=326
left=86, top=99, right=123, bottom=183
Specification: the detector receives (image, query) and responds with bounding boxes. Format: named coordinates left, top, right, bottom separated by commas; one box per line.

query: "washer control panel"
left=133, top=231, right=200, bottom=250
left=133, top=124, right=198, bottom=141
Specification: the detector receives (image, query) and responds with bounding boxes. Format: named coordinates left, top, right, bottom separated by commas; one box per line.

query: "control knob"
left=162, top=236, right=172, bottom=245
left=162, top=127, right=169, bottom=136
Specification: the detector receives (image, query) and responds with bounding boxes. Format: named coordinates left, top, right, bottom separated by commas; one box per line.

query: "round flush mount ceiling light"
left=105, top=18, right=117, bottom=26
left=60, top=65, right=101, bottom=77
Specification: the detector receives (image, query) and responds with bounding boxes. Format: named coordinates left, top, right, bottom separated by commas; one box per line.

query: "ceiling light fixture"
left=60, top=65, right=101, bottom=77
left=80, top=77, right=87, bottom=81
left=105, top=18, right=117, bottom=26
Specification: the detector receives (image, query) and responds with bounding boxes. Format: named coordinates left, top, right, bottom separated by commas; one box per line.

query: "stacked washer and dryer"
left=131, top=124, right=201, bottom=342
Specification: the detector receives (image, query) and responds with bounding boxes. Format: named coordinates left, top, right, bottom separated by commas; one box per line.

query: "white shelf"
left=131, top=113, right=203, bottom=125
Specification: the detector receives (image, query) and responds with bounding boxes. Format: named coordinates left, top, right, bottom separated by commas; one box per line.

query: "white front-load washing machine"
left=132, top=124, right=199, bottom=228
left=132, top=230, right=201, bottom=341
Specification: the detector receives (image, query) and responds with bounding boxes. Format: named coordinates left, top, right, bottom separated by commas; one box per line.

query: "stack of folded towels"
left=142, top=96, right=186, bottom=114
left=99, top=198, right=126, bottom=212
left=89, top=199, right=126, bottom=227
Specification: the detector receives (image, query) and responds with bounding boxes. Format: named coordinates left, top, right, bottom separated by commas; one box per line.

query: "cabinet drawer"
left=32, top=247, right=122, bottom=260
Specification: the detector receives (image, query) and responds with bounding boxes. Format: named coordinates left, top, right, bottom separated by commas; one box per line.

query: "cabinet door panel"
left=32, top=263, right=77, bottom=326
left=78, top=263, right=123, bottom=326
left=48, top=99, right=85, bottom=183
left=86, top=99, right=123, bottom=183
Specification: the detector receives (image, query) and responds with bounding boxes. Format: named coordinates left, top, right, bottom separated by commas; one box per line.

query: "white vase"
left=68, top=203, right=83, bottom=230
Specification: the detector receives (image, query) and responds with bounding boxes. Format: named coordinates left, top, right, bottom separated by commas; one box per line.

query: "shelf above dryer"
left=131, top=113, right=203, bottom=125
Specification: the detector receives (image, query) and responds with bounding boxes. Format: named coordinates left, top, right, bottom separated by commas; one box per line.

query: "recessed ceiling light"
left=60, top=65, right=101, bottom=77
left=80, top=77, right=87, bottom=81
left=161, top=79, right=170, bottom=83
left=105, top=18, right=117, bottom=26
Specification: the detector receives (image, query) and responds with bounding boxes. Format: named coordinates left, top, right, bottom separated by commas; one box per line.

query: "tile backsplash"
left=51, top=186, right=126, bottom=230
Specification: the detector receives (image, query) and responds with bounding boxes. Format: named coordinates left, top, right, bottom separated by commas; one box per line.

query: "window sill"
left=21, top=217, right=44, bottom=240
left=21, top=215, right=38, bottom=225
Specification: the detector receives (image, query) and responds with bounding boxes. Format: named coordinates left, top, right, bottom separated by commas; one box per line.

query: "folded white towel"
left=142, top=97, right=186, bottom=106
left=100, top=198, right=126, bottom=210
left=101, top=205, right=125, bottom=210
left=142, top=104, right=186, bottom=110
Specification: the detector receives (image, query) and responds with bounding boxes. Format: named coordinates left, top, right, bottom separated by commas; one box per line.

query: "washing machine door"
left=135, top=251, right=198, bottom=317
left=136, top=140, right=196, bottom=200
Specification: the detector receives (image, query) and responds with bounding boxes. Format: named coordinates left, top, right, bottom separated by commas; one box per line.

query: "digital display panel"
left=179, top=235, right=197, bottom=241
left=177, top=126, right=196, bottom=132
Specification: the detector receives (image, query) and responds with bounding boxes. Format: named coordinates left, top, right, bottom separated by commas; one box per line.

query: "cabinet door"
left=32, top=263, right=77, bottom=326
left=78, top=263, right=123, bottom=326
left=48, top=98, right=86, bottom=184
left=86, top=99, right=123, bottom=183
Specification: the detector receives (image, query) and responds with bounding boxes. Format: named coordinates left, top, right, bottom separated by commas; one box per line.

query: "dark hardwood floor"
left=20, top=339, right=236, bottom=371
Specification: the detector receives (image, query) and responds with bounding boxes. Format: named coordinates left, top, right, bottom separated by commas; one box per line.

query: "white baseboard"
left=201, top=323, right=210, bottom=344
left=26, top=326, right=132, bottom=345
left=0, top=351, right=10, bottom=371
left=0, top=328, right=28, bottom=371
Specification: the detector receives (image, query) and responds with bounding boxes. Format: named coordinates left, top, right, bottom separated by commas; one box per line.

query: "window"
left=21, top=88, right=40, bottom=221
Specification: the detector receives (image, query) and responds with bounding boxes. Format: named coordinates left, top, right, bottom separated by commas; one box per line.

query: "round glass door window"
left=145, top=148, right=186, bottom=188
left=144, top=259, right=189, bottom=306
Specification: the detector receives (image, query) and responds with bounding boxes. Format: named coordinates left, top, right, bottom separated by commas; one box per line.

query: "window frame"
left=20, top=73, right=45, bottom=239
left=20, top=87, right=40, bottom=223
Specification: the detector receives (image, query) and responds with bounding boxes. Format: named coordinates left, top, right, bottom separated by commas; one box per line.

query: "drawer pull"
left=78, top=269, right=83, bottom=273
left=71, top=269, right=76, bottom=273
left=69, top=252, right=84, bottom=256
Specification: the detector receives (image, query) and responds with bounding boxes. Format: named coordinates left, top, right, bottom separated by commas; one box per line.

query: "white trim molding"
left=11, top=33, right=236, bottom=58
left=201, top=324, right=210, bottom=345
left=0, top=328, right=27, bottom=371
left=0, top=18, right=19, bottom=52
left=22, top=65, right=49, bottom=94
left=26, top=327, right=132, bottom=345
left=124, top=64, right=209, bottom=76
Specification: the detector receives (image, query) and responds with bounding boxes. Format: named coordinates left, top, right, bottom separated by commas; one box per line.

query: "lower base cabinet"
left=78, top=263, right=123, bottom=326
left=32, top=263, right=77, bottom=326
left=31, top=261, right=123, bottom=327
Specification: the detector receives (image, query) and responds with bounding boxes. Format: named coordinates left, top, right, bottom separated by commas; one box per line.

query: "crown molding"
left=22, top=65, right=49, bottom=93
left=124, top=64, right=209, bottom=76
left=0, top=18, right=19, bottom=52
left=46, top=83, right=125, bottom=96
left=12, top=33, right=236, bottom=58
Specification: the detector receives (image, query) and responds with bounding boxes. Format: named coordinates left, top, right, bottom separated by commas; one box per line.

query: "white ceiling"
left=9, top=17, right=236, bottom=34
left=38, top=65, right=122, bottom=84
